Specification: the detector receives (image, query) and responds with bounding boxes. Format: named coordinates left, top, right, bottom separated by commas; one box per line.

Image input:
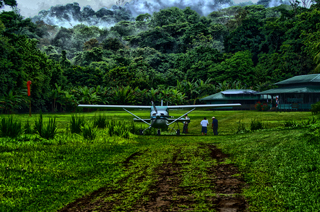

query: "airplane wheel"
left=140, top=129, right=143, bottom=135
left=176, top=129, right=180, bottom=136
left=157, top=129, right=161, bottom=135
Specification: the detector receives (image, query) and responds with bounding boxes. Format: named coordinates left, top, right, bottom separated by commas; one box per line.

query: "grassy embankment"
left=0, top=110, right=319, bottom=211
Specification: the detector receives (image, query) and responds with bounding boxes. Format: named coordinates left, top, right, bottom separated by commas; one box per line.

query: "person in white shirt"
left=200, top=117, right=209, bottom=135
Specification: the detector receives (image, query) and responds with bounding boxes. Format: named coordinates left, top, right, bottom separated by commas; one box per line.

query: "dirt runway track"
left=58, top=144, right=248, bottom=212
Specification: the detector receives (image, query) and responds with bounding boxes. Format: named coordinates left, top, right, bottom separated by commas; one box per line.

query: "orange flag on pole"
left=27, top=81, right=32, bottom=96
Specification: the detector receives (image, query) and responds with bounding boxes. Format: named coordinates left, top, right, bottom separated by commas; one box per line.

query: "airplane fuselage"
left=150, top=106, right=169, bottom=128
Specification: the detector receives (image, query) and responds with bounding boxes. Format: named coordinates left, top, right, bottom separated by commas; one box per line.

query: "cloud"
left=1, top=0, right=118, bottom=18
left=124, top=0, right=233, bottom=17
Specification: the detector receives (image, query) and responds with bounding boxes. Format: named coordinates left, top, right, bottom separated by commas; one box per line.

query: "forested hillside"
left=1, top=0, right=320, bottom=113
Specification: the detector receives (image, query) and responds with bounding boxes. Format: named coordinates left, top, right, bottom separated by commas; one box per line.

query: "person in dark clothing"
left=211, top=116, right=218, bottom=135
left=182, top=115, right=189, bottom=133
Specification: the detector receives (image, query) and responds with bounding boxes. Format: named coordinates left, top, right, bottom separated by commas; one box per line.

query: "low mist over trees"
left=0, top=2, right=320, bottom=113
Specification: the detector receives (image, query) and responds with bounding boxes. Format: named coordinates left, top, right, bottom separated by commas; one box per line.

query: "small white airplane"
left=78, top=100, right=241, bottom=135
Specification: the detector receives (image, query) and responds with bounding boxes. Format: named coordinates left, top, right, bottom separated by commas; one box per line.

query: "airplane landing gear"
left=176, top=129, right=180, bottom=136
left=139, top=129, right=143, bottom=135
left=157, top=129, right=161, bottom=135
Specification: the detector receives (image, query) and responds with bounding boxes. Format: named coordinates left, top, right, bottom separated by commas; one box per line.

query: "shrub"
left=0, top=116, right=22, bottom=138
left=236, top=120, right=249, bottom=134
left=307, top=122, right=320, bottom=138
left=255, top=101, right=262, bottom=111
left=34, top=113, right=58, bottom=139
left=69, top=114, right=85, bottom=134
left=24, top=120, right=33, bottom=134
left=82, top=123, right=97, bottom=140
left=250, top=119, right=263, bottom=131
left=255, top=101, right=270, bottom=111
left=311, top=101, right=320, bottom=115
left=261, top=103, right=270, bottom=111
left=93, top=114, right=107, bottom=128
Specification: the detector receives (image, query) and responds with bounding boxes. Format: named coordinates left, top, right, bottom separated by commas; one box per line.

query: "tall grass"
left=69, top=114, right=85, bottom=134
left=93, top=114, right=107, bottom=129
left=107, top=120, right=133, bottom=138
left=236, top=120, right=248, bottom=134
left=34, top=113, right=58, bottom=139
left=24, top=120, right=33, bottom=134
left=284, top=120, right=298, bottom=127
left=82, top=123, right=97, bottom=140
left=0, top=116, right=22, bottom=138
left=250, top=119, right=263, bottom=131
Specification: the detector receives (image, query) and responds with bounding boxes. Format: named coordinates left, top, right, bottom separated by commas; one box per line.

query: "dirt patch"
left=132, top=148, right=196, bottom=211
left=204, top=144, right=248, bottom=212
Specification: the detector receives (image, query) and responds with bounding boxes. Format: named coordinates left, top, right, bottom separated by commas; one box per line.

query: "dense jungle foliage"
left=1, top=1, right=320, bottom=113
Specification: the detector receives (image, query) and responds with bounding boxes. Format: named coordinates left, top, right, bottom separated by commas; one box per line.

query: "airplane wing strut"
left=167, top=108, right=196, bottom=126
left=123, top=108, right=151, bottom=126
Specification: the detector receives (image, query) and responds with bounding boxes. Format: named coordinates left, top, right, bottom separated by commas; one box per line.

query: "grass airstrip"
left=1, top=110, right=320, bottom=211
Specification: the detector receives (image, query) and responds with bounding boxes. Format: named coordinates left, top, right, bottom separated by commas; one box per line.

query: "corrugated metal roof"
left=258, top=86, right=320, bottom=94
left=221, top=89, right=258, bottom=94
left=276, top=74, right=320, bottom=85
left=200, top=89, right=263, bottom=101
left=200, top=92, right=224, bottom=101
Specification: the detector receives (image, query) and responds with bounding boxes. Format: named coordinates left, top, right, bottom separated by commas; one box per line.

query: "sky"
left=0, top=0, right=258, bottom=18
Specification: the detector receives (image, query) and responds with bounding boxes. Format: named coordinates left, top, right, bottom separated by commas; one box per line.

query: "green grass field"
left=1, top=110, right=319, bottom=211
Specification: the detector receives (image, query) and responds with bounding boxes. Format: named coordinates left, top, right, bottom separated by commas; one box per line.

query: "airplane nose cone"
left=151, top=118, right=167, bottom=128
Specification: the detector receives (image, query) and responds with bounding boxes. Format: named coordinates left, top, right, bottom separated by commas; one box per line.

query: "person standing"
left=200, top=117, right=209, bottom=135
left=183, top=115, right=189, bottom=133
left=211, top=116, right=218, bottom=135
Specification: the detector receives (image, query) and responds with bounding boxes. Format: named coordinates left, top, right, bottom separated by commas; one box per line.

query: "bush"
left=93, top=114, right=107, bottom=129
left=255, top=101, right=270, bottom=111
left=69, top=114, right=85, bottom=134
left=34, top=113, right=58, bottom=139
left=261, top=103, right=270, bottom=111
left=0, top=116, right=22, bottom=138
left=82, top=123, right=97, bottom=140
left=255, top=101, right=262, bottom=111
left=236, top=120, right=249, bottom=134
left=250, top=119, right=263, bottom=131
left=24, top=120, right=33, bottom=134
left=311, top=101, right=320, bottom=115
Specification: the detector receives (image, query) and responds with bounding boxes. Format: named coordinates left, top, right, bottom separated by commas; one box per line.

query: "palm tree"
left=0, top=89, right=28, bottom=114
left=51, top=83, right=63, bottom=112
left=112, top=86, right=136, bottom=105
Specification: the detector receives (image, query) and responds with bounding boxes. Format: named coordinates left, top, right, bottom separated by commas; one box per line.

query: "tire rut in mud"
left=132, top=148, right=195, bottom=211
left=204, top=143, right=248, bottom=212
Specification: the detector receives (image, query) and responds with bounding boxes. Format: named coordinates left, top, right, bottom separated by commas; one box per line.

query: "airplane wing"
left=167, top=119, right=191, bottom=123
left=167, top=103, right=241, bottom=109
left=78, top=104, right=151, bottom=109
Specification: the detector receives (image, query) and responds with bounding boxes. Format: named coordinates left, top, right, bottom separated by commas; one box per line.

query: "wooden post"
left=29, top=97, right=31, bottom=117
left=27, top=80, right=32, bottom=116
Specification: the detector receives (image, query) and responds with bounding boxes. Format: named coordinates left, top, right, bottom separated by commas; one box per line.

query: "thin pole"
left=29, top=97, right=31, bottom=117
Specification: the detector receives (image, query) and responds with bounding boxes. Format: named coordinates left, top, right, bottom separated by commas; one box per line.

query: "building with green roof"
left=200, top=89, right=272, bottom=110
left=258, top=74, right=320, bottom=110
